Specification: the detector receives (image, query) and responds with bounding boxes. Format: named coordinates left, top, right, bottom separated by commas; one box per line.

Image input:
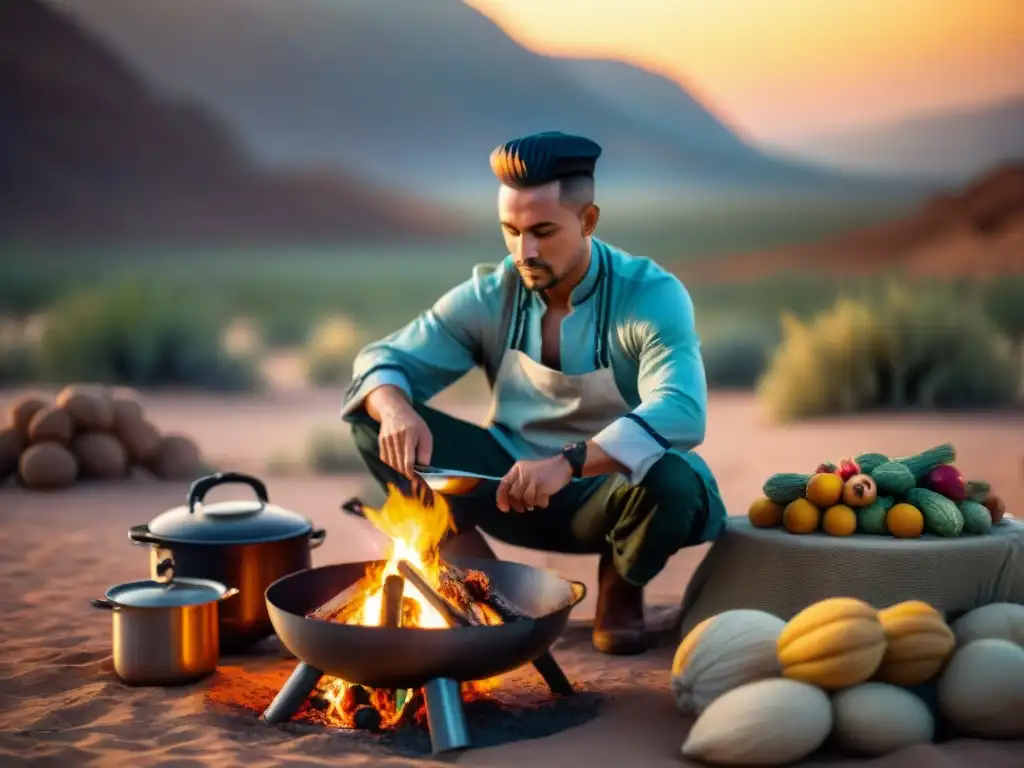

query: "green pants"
left=348, top=403, right=713, bottom=587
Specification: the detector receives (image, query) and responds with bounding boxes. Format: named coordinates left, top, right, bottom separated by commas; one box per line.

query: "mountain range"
left=49, top=0, right=923, bottom=212
left=777, top=97, right=1024, bottom=184
left=689, top=163, right=1024, bottom=282
left=1, top=0, right=462, bottom=243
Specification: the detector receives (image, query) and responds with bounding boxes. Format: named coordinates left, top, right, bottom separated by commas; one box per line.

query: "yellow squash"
left=777, top=597, right=887, bottom=689
left=874, top=600, right=956, bottom=685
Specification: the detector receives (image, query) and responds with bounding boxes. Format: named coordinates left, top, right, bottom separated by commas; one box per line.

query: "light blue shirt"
left=341, top=237, right=724, bottom=518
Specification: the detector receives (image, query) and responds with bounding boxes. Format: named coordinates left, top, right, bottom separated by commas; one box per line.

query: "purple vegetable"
left=924, top=465, right=966, bottom=502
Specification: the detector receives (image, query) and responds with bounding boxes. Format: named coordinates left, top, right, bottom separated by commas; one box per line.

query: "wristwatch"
left=560, top=441, right=587, bottom=479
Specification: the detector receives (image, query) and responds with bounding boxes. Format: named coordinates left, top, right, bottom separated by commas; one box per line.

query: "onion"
left=924, top=465, right=966, bottom=502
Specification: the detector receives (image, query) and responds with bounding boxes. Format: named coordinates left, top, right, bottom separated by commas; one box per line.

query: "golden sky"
left=463, top=0, right=1024, bottom=142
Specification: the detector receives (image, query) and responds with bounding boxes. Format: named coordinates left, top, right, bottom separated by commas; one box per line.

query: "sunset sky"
left=463, top=0, right=1024, bottom=143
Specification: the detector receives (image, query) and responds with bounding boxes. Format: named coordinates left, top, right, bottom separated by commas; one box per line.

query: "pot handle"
left=155, top=557, right=175, bottom=582
left=568, top=580, right=587, bottom=608
left=128, top=523, right=163, bottom=546
left=90, top=598, right=118, bottom=611
left=188, top=471, right=269, bottom=514
left=308, top=528, right=327, bottom=549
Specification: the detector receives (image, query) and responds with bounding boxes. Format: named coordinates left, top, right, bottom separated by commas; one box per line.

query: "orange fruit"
left=887, top=503, right=924, bottom=538
left=822, top=504, right=857, bottom=536
left=806, top=472, right=844, bottom=508
left=783, top=498, right=821, bottom=534
left=748, top=497, right=784, bottom=528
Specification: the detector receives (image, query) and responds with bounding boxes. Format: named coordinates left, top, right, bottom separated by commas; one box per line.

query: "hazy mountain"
left=0, top=0, right=462, bottom=243
left=776, top=96, right=1024, bottom=183
left=690, top=163, right=1024, bottom=282
left=49, top=0, right=916, bottom=210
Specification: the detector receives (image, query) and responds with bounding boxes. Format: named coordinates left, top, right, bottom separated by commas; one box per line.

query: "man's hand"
left=368, top=387, right=433, bottom=479
left=497, top=456, right=573, bottom=513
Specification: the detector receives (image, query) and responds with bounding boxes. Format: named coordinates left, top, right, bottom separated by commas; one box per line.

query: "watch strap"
left=561, top=441, right=586, bottom=479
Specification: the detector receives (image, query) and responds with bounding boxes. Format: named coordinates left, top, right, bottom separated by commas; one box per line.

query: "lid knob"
left=187, top=471, right=270, bottom=516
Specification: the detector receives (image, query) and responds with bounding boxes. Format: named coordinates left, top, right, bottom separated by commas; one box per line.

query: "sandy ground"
left=1, top=390, right=1023, bottom=766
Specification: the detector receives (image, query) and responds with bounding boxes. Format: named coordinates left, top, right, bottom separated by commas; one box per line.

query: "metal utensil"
left=90, top=577, right=239, bottom=685
left=413, top=465, right=502, bottom=495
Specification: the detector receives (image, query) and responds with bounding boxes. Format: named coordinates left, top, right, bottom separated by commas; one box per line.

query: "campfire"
left=261, top=481, right=580, bottom=755
left=302, top=485, right=545, bottom=731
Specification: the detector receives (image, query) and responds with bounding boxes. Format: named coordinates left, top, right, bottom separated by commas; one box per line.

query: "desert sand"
left=1, top=390, right=1023, bottom=766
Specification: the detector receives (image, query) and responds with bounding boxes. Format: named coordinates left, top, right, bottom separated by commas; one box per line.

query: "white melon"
left=670, top=609, right=785, bottom=717
left=681, top=678, right=832, bottom=766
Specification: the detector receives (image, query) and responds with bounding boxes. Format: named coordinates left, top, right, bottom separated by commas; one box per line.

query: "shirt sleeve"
left=591, top=276, right=707, bottom=483
left=340, top=274, right=490, bottom=420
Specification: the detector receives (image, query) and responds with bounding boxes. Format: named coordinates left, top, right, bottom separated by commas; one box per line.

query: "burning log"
left=401, top=596, right=422, bottom=627
left=376, top=574, right=406, bottom=717
left=307, top=577, right=370, bottom=624
left=353, top=705, right=382, bottom=732
left=381, top=574, right=405, bottom=628
left=341, top=685, right=371, bottom=714
left=444, top=564, right=528, bottom=620
left=437, top=566, right=489, bottom=625
left=396, top=560, right=475, bottom=628
left=444, top=563, right=575, bottom=697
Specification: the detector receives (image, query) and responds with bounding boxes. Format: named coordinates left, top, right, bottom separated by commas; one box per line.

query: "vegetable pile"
left=748, top=444, right=1009, bottom=538
left=672, top=598, right=1024, bottom=766
left=1, top=384, right=207, bottom=491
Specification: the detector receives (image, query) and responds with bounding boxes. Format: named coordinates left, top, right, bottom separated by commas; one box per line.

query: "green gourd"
left=895, top=444, right=957, bottom=481
left=957, top=500, right=993, bottom=535
left=762, top=473, right=813, bottom=505
left=871, top=462, right=916, bottom=496
left=854, top=452, right=889, bottom=474
left=906, top=487, right=964, bottom=537
left=857, top=496, right=896, bottom=535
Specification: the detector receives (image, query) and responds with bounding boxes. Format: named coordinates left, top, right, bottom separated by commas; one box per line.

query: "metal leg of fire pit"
left=423, top=678, right=470, bottom=755
left=262, top=662, right=324, bottom=724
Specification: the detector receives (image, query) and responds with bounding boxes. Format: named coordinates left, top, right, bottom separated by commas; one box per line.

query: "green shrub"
left=0, top=338, right=37, bottom=385
left=35, top=279, right=263, bottom=391
left=304, top=315, right=362, bottom=388
left=305, top=427, right=366, bottom=474
left=757, top=283, right=1022, bottom=422
left=700, top=324, right=778, bottom=390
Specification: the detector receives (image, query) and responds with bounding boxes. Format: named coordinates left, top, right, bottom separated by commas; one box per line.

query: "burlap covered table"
left=676, top=516, right=1024, bottom=636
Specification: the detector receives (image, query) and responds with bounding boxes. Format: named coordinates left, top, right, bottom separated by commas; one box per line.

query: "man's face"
left=497, top=181, right=591, bottom=292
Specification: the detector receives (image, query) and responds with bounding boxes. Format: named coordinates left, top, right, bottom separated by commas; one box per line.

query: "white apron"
left=486, top=252, right=628, bottom=458
left=487, top=348, right=629, bottom=457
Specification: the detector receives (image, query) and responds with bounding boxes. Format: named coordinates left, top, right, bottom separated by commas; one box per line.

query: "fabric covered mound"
left=677, top=517, right=1024, bottom=636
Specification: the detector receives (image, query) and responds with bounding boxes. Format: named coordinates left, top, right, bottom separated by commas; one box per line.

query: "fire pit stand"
left=261, top=558, right=584, bottom=755
left=263, top=565, right=476, bottom=753
left=262, top=662, right=325, bottom=725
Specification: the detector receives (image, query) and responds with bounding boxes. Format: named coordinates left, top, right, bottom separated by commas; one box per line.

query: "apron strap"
left=511, top=280, right=531, bottom=352
left=593, top=242, right=615, bottom=369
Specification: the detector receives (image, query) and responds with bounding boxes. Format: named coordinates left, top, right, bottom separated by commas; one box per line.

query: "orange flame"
left=318, top=483, right=494, bottom=727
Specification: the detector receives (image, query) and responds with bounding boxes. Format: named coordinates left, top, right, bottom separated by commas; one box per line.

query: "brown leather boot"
left=592, top=552, right=647, bottom=655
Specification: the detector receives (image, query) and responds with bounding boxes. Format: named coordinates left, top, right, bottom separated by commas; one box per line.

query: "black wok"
left=265, top=556, right=586, bottom=690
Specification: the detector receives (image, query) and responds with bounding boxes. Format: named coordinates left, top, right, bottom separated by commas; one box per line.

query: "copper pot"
left=91, top=576, right=239, bottom=685
left=128, top=472, right=326, bottom=651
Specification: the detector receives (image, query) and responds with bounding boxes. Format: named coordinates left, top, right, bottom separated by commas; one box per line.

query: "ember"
left=307, top=483, right=507, bottom=731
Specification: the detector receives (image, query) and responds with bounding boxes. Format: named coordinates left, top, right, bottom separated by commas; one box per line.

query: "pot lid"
left=106, top=578, right=228, bottom=608
left=146, top=472, right=312, bottom=544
